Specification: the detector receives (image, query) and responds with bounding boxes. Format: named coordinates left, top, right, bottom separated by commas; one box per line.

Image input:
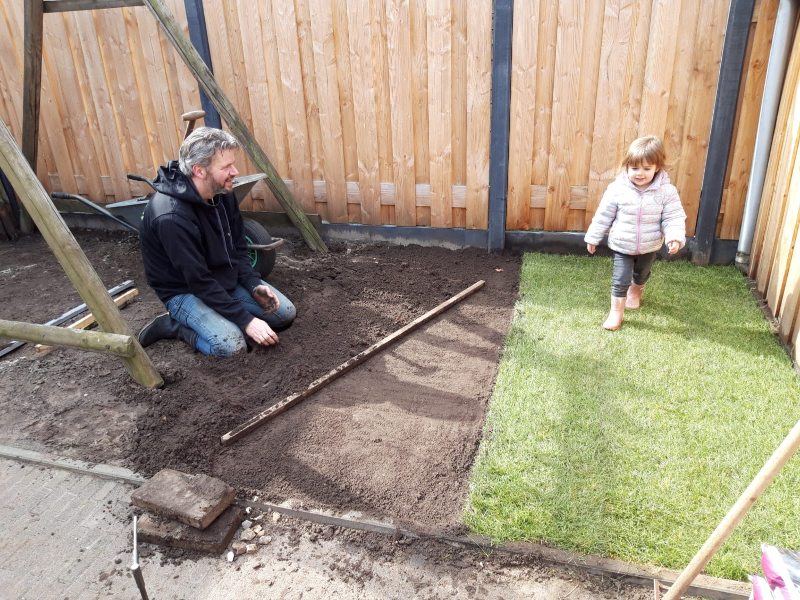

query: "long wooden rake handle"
left=220, top=280, right=486, bottom=446
left=662, top=417, right=800, bottom=599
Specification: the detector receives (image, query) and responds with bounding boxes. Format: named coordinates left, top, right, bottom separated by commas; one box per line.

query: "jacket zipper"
left=635, top=190, right=643, bottom=254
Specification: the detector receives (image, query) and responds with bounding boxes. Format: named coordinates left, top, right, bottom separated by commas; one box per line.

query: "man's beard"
left=209, top=174, right=230, bottom=196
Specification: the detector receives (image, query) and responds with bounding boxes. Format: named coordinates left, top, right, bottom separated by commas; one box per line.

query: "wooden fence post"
left=693, top=0, right=757, bottom=266
left=183, top=0, right=221, bottom=130
left=20, top=0, right=44, bottom=235
left=0, top=117, right=163, bottom=389
left=142, top=0, right=328, bottom=252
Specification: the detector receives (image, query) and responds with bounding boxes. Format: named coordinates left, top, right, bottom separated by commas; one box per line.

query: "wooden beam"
left=36, top=288, right=139, bottom=353
left=221, top=280, right=486, bottom=445
left=20, top=0, right=44, bottom=234
left=0, top=118, right=163, bottom=388
left=693, top=0, right=757, bottom=266
left=42, top=0, right=144, bottom=12
left=141, top=0, right=327, bottom=252
left=0, top=173, right=18, bottom=240
left=487, top=0, right=512, bottom=251
left=0, top=320, right=136, bottom=357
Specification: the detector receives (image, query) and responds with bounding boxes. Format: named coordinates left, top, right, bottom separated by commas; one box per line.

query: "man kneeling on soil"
left=138, top=127, right=295, bottom=357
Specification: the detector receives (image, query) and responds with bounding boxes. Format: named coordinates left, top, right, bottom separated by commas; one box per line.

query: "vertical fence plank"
left=410, top=0, right=430, bottom=225
left=370, top=0, right=395, bottom=225
left=720, top=0, right=779, bottom=239
left=543, top=0, right=584, bottom=232
left=617, top=0, right=651, bottom=160
left=295, top=0, right=324, bottom=185
left=72, top=10, right=130, bottom=201
left=235, top=0, right=278, bottom=199
left=663, top=0, right=701, bottom=196
left=332, top=0, right=359, bottom=189
left=386, top=0, right=417, bottom=226
left=62, top=11, right=114, bottom=199
left=465, top=0, right=491, bottom=230
left=585, top=0, right=633, bottom=227
left=451, top=0, right=467, bottom=229
left=311, top=0, right=349, bottom=223
left=777, top=227, right=800, bottom=341
left=0, top=3, right=23, bottom=141
left=347, top=0, right=382, bottom=224
left=39, top=32, right=78, bottom=194
left=766, top=151, right=800, bottom=310
left=638, top=0, right=682, bottom=138
left=124, top=7, right=167, bottom=169
left=754, top=66, right=800, bottom=291
left=568, top=0, right=603, bottom=231
left=750, top=22, right=800, bottom=278
left=427, top=0, right=452, bottom=228
left=505, top=0, right=539, bottom=231
left=271, top=0, right=314, bottom=211
left=531, top=0, right=557, bottom=188
left=676, top=0, right=730, bottom=236
left=93, top=9, right=152, bottom=197
left=42, top=14, right=103, bottom=198
left=258, top=0, right=290, bottom=183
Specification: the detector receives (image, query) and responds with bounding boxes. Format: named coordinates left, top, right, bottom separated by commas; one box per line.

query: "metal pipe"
left=131, top=515, right=149, bottom=600
left=737, top=0, right=799, bottom=265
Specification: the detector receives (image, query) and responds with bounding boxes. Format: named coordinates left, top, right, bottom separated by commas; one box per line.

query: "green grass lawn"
left=464, top=253, right=800, bottom=580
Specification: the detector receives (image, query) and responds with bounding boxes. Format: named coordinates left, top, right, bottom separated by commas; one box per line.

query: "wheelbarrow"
left=52, top=111, right=283, bottom=278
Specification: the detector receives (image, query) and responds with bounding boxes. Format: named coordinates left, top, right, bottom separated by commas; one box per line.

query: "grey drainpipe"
left=737, top=0, right=799, bottom=267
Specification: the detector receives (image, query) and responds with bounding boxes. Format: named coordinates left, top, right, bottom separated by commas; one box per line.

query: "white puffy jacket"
left=584, top=170, right=687, bottom=255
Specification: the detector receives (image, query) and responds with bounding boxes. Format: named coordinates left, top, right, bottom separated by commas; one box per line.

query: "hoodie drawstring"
left=213, top=203, right=234, bottom=268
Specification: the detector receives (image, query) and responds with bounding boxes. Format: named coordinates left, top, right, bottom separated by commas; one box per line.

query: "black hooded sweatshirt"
left=139, top=160, right=263, bottom=331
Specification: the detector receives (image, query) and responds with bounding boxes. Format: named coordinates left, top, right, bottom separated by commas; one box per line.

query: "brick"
left=130, top=470, right=235, bottom=530
left=137, top=505, right=245, bottom=554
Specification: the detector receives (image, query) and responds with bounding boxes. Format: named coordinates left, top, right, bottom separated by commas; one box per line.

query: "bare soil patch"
left=0, top=230, right=519, bottom=530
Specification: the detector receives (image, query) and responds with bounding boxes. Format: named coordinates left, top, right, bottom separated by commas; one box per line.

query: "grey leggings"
left=611, top=251, right=658, bottom=297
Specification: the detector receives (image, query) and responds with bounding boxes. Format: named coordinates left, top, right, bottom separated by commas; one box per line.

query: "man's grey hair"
left=178, top=127, right=241, bottom=177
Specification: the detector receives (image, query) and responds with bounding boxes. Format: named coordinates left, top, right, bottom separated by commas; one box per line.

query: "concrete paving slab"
left=130, top=469, right=236, bottom=530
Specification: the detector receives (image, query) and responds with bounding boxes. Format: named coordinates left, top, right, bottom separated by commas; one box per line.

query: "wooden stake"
left=662, top=416, right=800, bottom=600
left=221, top=280, right=486, bottom=446
left=141, top=0, right=328, bottom=252
left=0, top=319, right=136, bottom=357
left=0, top=117, right=163, bottom=388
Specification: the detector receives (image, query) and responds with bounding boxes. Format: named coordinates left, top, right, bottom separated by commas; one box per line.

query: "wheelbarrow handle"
left=51, top=192, right=139, bottom=233
left=126, top=173, right=156, bottom=191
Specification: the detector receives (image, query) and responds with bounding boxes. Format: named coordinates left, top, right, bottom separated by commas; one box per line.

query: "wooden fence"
left=749, top=12, right=800, bottom=364
left=0, top=0, right=778, bottom=238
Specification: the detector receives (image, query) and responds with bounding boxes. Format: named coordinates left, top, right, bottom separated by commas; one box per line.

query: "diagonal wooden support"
left=221, top=280, right=486, bottom=445
left=142, top=0, right=328, bottom=252
left=0, top=117, right=163, bottom=388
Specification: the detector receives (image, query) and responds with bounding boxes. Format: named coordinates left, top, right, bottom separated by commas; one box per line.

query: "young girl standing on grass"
left=584, top=135, right=686, bottom=330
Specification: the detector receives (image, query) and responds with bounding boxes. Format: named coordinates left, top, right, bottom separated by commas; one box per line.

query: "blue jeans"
left=165, top=282, right=296, bottom=357
left=611, top=251, right=658, bottom=298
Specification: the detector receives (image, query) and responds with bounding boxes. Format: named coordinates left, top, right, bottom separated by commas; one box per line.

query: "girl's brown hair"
left=620, top=135, right=668, bottom=170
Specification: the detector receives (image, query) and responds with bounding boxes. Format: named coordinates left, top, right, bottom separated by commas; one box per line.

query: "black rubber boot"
left=139, top=313, right=197, bottom=350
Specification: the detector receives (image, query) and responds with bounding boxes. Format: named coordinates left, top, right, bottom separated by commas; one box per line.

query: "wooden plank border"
left=183, top=0, right=221, bottom=129
left=693, top=0, right=757, bottom=266
left=487, top=0, right=512, bottom=252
